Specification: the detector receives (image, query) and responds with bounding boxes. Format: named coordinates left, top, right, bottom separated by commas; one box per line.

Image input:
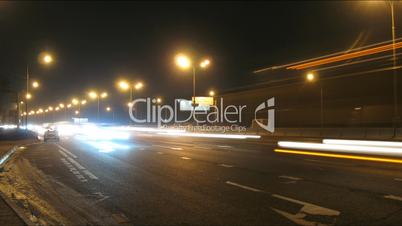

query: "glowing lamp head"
left=175, top=54, right=192, bottom=69
left=106, top=107, right=111, bottom=111
left=209, top=90, right=215, bottom=96
left=72, top=98, right=79, bottom=105
left=67, top=104, right=72, bottom=108
left=75, top=110, right=79, bottom=115
left=306, top=72, right=316, bottom=82
left=135, top=82, right=143, bottom=90
left=26, top=93, right=32, bottom=100
left=88, top=91, right=98, bottom=99
left=118, top=80, right=130, bottom=91
left=156, top=98, right=162, bottom=104
left=32, top=81, right=39, bottom=88
left=200, top=59, right=211, bottom=68
left=81, top=100, right=87, bottom=105
left=100, top=92, right=108, bottom=98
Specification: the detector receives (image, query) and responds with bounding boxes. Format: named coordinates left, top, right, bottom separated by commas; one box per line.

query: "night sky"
left=0, top=1, right=399, bottom=111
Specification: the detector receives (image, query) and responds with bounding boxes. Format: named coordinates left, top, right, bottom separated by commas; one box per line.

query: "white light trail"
left=277, top=141, right=402, bottom=157
left=323, top=139, right=402, bottom=148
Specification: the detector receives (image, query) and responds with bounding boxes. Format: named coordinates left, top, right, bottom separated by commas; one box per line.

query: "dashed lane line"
left=60, top=158, right=87, bottom=182
left=219, top=164, right=234, bottom=168
left=57, top=144, right=78, bottom=159
left=384, top=195, right=402, bottom=202
left=180, top=156, right=191, bottom=160
left=279, top=175, right=302, bottom=181
left=225, top=181, right=262, bottom=192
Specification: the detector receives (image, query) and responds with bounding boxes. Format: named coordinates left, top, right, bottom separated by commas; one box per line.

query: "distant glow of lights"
left=100, top=92, right=108, bottom=98
left=127, top=102, right=133, bottom=107
left=26, top=93, right=32, bottom=99
left=175, top=54, right=192, bottom=69
left=106, top=107, right=111, bottom=111
left=277, top=141, right=402, bottom=157
left=45, top=109, right=48, bottom=113
left=81, top=100, right=87, bottom=105
left=75, top=110, right=79, bottom=115
left=20, top=101, right=24, bottom=104
left=156, top=98, right=162, bottom=104
left=275, top=149, right=402, bottom=164
left=55, top=107, right=60, bottom=111
left=67, top=104, right=72, bottom=108
left=48, top=106, right=53, bottom=111
left=59, top=103, right=65, bottom=108
left=209, top=90, right=215, bottom=96
left=354, top=107, right=362, bottom=111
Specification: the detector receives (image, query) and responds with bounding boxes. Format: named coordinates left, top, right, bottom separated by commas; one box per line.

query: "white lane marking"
left=93, top=192, right=109, bottom=204
left=180, top=156, right=191, bottom=160
left=171, top=147, right=183, bottom=150
left=279, top=175, right=302, bottom=181
left=394, top=178, right=402, bottom=182
left=60, top=158, right=87, bottom=182
left=58, top=150, right=68, bottom=158
left=65, top=157, right=99, bottom=180
left=225, top=181, right=262, bottom=192
left=157, top=152, right=164, bottom=155
left=384, top=195, right=402, bottom=202
left=272, top=194, right=340, bottom=216
left=57, top=144, right=77, bottom=159
left=218, top=145, right=232, bottom=148
left=219, top=164, right=234, bottom=168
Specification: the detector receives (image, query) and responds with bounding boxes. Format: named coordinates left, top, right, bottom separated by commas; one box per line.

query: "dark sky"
left=0, top=1, right=399, bottom=110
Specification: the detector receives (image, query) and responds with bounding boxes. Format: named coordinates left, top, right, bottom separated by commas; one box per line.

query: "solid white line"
left=58, top=150, right=68, bottom=158
left=57, top=144, right=77, bottom=159
left=180, top=156, right=191, bottom=160
left=279, top=175, right=302, bottom=181
left=219, top=164, right=234, bottom=168
left=384, top=195, right=402, bottom=202
left=225, top=181, right=262, bottom=192
left=82, top=169, right=99, bottom=180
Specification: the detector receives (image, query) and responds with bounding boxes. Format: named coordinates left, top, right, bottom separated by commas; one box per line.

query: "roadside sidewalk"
left=0, top=139, right=37, bottom=226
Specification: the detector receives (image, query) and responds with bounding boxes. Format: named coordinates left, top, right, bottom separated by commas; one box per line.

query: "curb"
left=0, top=145, right=35, bottom=226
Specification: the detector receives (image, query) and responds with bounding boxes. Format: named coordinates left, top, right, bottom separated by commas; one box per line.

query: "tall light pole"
left=306, top=72, right=323, bottom=131
left=118, top=80, right=143, bottom=124
left=389, top=1, right=399, bottom=134
left=25, top=52, right=53, bottom=128
left=88, top=91, right=108, bottom=122
left=175, top=53, right=211, bottom=107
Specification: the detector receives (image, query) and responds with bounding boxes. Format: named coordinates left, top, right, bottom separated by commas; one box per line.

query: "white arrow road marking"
left=225, top=181, right=262, bottom=192
left=384, top=195, right=402, bottom=202
left=57, top=144, right=77, bottom=159
left=272, top=194, right=340, bottom=226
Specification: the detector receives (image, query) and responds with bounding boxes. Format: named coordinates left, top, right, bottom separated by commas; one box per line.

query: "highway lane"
left=6, top=133, right=402, bottom=225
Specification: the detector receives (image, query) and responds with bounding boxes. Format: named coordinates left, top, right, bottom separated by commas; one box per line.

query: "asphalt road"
left=7, top=133, right=402, bottom=225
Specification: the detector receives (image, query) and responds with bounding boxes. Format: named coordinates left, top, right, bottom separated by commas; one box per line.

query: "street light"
left=25, top=93, right=32, bottom=100
left=209, top=90, right=215, bottom=97
left=175, top=53, right=211, bottom=107
left=81, top=100, right=87, bottom=105
left=67, top=104, right=72, bottom=108
left=305, top=72, right=323, bottom=130
left=88, top=91, right=108, bottom=121
left=32, top=81, right=39, bottom=88
left=117, top=80, right=144, bottom=101
left=24, top=52, right=54, bottom=128
left=72, top=98, right=79, bottom=105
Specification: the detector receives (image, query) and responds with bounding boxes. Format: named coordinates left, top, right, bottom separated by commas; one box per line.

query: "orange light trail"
left=274, top=149, right=402, bottom=164
left=287, top=41, right=402, bottom=70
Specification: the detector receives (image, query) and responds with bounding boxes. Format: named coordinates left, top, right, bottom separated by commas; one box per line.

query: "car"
left=44, top=129, right=60, bottom=142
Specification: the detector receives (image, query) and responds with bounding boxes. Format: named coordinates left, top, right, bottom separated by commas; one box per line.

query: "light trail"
left=277, top=141, right=402, bottom=157
left=274, top=149, right=402, bottom=164
left=323, top=139, right=402, bottom=148
left=157, top=131, right=261, bottom=139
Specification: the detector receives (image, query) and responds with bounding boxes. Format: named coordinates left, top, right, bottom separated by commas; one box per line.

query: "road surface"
left=2, top=132, right=402, bottom=225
